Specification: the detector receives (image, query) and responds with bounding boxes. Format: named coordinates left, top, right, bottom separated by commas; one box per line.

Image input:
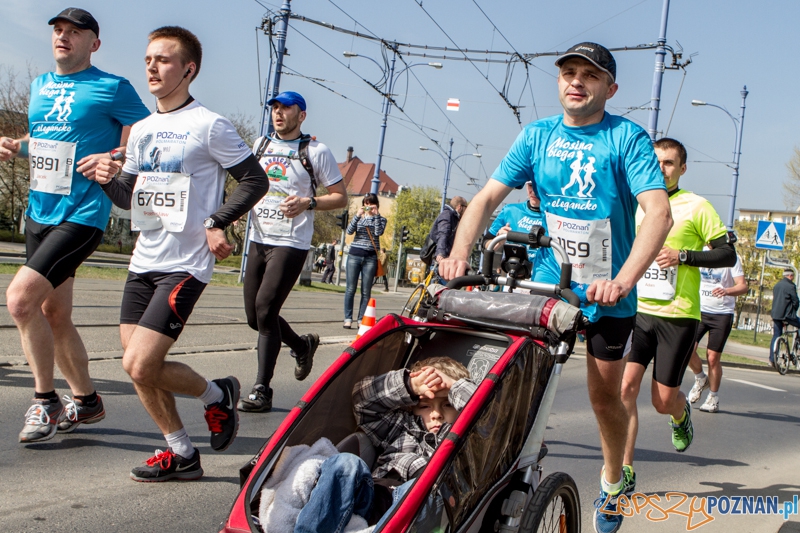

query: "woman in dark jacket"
left=343, top=193, right=386, bottom=328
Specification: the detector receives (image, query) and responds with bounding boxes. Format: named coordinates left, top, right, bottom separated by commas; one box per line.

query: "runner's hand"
left=279, top=195, right=307, bottom=219
left=76, top=152, right=113, bottom=179
left=655, top=246, right=679, bottom=269
left=438, top=257, right=469, bottom=281
left=0, top=137, right=21, bottom=161
left=496, top=224, right=511, bottom=236
left=711, top=287, right=726, bottom=298
left=206, top=228, right=233, bottom=260
left=91, top=159, right=122, bottom=185
left=586, top=279, right=630, bottom=306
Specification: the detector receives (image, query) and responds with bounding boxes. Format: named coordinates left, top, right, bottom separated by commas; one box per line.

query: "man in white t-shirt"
left=93, top=26, right=268, bottom=481
left=686, top=249, right=747, bottom=413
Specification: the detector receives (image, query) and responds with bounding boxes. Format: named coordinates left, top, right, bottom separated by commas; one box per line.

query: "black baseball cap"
left=48, top=8, right=100, bottom=37
left=555, top=42, right=616, bottom=82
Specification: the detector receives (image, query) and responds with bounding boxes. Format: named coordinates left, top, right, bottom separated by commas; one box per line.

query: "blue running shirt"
left=492, top=112, right=665, bottom=321
left=27, top=67, right=149, bottom=230
left=489, top=202, right=560, bottom=283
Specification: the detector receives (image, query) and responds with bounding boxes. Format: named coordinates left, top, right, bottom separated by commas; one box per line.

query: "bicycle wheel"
left=774, top=337, right=790, bottom=375
left=519, top=472, right=581, bottom=533
left=401, top=284, right=426, bottom=318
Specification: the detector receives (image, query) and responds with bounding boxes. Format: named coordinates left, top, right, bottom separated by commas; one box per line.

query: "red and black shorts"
left=695, top=312, right=735, bottom=353
left=120, top=271, right=206, bottom=340
left=25, top=218, right=104, bottom=289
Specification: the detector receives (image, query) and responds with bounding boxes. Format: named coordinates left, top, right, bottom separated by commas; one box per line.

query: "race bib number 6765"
left=131, top=172, right=190, bottom=232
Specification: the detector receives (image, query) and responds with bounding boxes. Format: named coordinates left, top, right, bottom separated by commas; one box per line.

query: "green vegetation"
left=696, top=347, right=769, bottom=367
left=215, top=255, right=243, bottom=268
left=292, top=281, right=347, bottom=293
left=0, top=230, right=24, bottom=243
left=727, top=328, right=774, bottom=349
left=95, top=243, right=134, bottom=255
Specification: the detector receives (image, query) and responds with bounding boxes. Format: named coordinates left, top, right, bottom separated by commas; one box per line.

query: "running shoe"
left=670, top=400, right=694, bottom=452
left=130, top=448, right=203, bottom=482
left=699, top=395, right=719, bottom=413
left=593, top=487, right=623, bottom=533
left=205, top=376, right=240, bottom=452
left=622, top=465, right=636, bottom=495
left=237, top=385, right=272, bottom=412
left=293, top=333, right=319, bottom=381
left=57, top=394, right=106, bottom=433
left=19, top=398, right=65, bottom=443
left=687, top=375, right=709, bottom=404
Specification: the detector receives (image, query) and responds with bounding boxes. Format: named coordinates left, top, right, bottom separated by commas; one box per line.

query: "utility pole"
left=753, top=250, right=766, bottom=343
left=646, top=0, right=670, bottom=141
left=371, top=47, right=398, bottom=195
left=240, top=0, right=292, bottom=282
left=727, top=86, right=748, bottom=229
left=440, top=138, right=454, bottom=212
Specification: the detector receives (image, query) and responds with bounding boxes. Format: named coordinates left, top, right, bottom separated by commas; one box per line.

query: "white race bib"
left=131, top=172, right=190, bottom=232
left=700, top=281, right=723, bottom=303
left=29, top=137, right=76, bottom=195
left=252, top=194, right=292, bottom=237
left=637, top=261, right=678, bottom=300
left=546, top=213, right=612, bottom=284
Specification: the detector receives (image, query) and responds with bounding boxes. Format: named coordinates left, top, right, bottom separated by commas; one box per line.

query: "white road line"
left=725, top=377, right=786, bottom=392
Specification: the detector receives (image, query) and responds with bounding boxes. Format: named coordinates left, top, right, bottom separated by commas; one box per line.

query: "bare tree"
left=784, top=146, right=800, bottom=210
left=224, top=113, right=259, bottom=255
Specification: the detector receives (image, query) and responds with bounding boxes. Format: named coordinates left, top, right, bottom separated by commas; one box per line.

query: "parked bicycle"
left=773, top=322, right=800, bottom=375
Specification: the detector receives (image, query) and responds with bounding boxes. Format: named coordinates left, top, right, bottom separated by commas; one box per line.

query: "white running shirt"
left=122, top=101, right=251, bottom=283
left=699, top=254, right=744, bottom=315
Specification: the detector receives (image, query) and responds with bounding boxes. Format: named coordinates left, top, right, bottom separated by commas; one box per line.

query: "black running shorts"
left=628, top=313, right=698, bottom=387
left=120, top=271, right=206, bottom=340
left=25, top=218, right=104, bottom=289
left=585, top=315, right=636, bottom=362
left=695, top=312, right=734, bottom=353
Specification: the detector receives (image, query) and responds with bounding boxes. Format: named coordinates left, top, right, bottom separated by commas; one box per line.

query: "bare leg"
left=651, top=380, right=686, bottom=419
left=687, top=345, right=704, bottom=375
left=706, top=349, right=723, bottom=393
left=620, top=361, right=646, bottom=466
left=586, top=355, right=628, bottom=484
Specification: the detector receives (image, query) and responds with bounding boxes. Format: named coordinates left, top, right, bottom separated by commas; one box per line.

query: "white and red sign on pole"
left=446, top=98, right=460, bottom=111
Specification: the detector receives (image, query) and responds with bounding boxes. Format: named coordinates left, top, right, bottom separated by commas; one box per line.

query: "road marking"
left=725, top=378, right=786, bottom=392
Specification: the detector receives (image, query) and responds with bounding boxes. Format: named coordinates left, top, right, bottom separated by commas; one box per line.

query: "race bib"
left=252, top=194, right=292, bottom=237
left=700, top=281, right=723, bottom=303
left=29, top=137, right=76, bottom=195
left=131, top=172, right=190, bottom=232
left=637, top=261, right=678, bottom=300
left=546, top=213, right=611, bottom=284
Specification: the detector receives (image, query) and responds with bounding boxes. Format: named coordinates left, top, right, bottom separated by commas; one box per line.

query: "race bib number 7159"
left=545, top=213, right=612, bottom=284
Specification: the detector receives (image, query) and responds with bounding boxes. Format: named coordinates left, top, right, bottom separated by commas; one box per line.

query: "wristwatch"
left=678, top=250, right=688, bottom=265
left=307, top=197, right=317, bottom=211
left=204, top=217, right=218, bottom=230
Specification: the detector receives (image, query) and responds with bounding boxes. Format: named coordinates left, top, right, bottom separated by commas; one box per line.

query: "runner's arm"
left=724, top=275, right=748, bottom=297
left=207, top=154, right=269, bottom=229
left=0, top=134, right=30, bottom=160
left=98, top=170, right=137, bottom=209
left=682, top=239, right=736, bottom=268
left=76, top=126, right=134, bottom=178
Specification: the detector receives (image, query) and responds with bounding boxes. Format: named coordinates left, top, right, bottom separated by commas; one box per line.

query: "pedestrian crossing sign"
left=755, top=220, right=786, bottom=250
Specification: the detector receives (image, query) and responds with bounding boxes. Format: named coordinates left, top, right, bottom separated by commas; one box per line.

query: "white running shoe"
left=687, top=375, right=709, bottom=404
left=699, top=395, right=719, bottom=413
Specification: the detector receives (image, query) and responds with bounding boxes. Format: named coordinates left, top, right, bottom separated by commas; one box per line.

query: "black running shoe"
left=58, top=394, right=106, bottom=433
left=205, top=376, right=240, bottom=452
left=237, top=385, right=273, bottom=412
left=130, top=448, right=203, bottom=482
left=293, top=333, right=319, bottom=381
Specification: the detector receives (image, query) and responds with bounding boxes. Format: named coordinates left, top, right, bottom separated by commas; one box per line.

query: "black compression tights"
left=243, top=242, right=309, bottom=387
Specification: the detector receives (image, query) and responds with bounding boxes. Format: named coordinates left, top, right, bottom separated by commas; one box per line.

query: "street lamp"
left=691, top=86, right=748, bottom=229
left=420, top=138, right=482, bottom=211
left=344, top=49, right=442, bottom=195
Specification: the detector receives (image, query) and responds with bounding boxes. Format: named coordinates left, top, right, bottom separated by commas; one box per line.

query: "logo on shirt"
left=263, top=158, right=289, bottom=182
left=517, top=217, right=543, bottom=232
left=156, top=131, right=190, bottom=141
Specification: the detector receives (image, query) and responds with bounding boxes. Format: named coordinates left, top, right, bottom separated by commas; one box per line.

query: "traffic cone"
left=356, top=298, right=377, bottom=339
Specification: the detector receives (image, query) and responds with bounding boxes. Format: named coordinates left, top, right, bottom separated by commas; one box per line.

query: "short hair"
left=410, top=356, right=470, bottom=381
left=362, top=193, right=379, bottom=208
left=148, top=26, right=202, bottom=80
left=653, top=137, right=687, bottom=166
left=450, top=196, right=468, bottom=208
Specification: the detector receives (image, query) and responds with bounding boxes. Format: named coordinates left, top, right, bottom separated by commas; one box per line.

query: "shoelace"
left=62, top=395, right=79, bottom=422
left=145, top=449, right=175, bottom=469
left=24, top=403, right=54, bottom=425
left=204, top=405, right=228, bottom=433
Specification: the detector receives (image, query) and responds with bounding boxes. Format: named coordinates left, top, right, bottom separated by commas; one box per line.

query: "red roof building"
left=337, top=147, right=399, bottom=196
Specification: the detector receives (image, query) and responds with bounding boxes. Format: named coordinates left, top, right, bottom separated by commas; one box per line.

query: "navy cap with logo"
left=267, top=91, right=306, bottom=111
left=48, top=7, right=100, bottom=37
left=555, top=42, right=616, bottom=82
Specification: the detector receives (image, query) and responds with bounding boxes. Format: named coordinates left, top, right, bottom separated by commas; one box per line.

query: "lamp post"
left=344, top=49, right=442, bottom=195
left=691, top=85, right=748, bottom=229
left=420, top=138, right=482, bottom=211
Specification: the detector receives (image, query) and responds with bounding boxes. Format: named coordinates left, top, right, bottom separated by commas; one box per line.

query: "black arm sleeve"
left=685, top=241, right=736, bottom=269
left=209, top=154, right=269, bottom=229
left=99, top=171, right=137, bottom=210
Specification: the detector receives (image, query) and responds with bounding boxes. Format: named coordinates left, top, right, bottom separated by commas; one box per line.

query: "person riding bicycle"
left=770, top=269, right=800, bottom=367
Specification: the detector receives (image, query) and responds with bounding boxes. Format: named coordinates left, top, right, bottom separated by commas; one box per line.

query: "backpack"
left=419, top=232, right=436, bottom=266
left=254, top=133, right=317, bottom=194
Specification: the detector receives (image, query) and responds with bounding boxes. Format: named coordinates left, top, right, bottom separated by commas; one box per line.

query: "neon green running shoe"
left=670, top=400, right=694, bottom=453
left=622, top=465, right=636, bottom=494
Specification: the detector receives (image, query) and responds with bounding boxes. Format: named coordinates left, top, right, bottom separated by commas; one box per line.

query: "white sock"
left=708, top=391, right=718, bottom=398
left=165, top=428, right=194, bottom=459
left=601, top=470, right=623, bottom=495
left=695, top=371, right=707, bottom=380
left=198, top=379, right=223, bottom=406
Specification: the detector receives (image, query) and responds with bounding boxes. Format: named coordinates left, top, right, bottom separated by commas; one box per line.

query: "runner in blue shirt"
left=439, top=42, right=673, bottom=533
left=0, top=8, right=149, bottom=444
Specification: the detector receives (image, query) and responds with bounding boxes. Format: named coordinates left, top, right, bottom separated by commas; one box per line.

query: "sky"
left=1, top=0, right=797, bottom=221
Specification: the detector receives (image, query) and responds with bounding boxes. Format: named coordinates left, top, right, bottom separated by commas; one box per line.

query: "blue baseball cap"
left=267, top=91, right=306, bottom=111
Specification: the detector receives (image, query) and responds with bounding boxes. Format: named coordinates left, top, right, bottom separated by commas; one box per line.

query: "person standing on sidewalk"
left=320, top=239, right=338, bottom=284
left=431, top=196, right=468, bottom=265
left=0, top=8, right=149, bottom=443
left=239, top=91, right=347, bottom=412
left=770, top=269, right=800, bottom=366
left=93, top=26, right=268, bottom=480
left=686, top=251, right=747, bottom=413
left=343, top=193, right=386, bottom=328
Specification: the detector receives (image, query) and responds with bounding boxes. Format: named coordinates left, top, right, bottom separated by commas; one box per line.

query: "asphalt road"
left=1, top=277, right=799, bottom=533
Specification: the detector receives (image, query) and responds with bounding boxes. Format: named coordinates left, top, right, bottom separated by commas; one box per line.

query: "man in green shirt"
left=619, top=138, right=736, bottom=494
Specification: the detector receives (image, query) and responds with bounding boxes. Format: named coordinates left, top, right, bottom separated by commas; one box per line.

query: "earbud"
left=184, top=69, right=192, bottom=79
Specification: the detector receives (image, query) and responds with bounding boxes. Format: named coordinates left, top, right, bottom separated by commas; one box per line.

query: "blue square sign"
left=755, top=220, right=786, bottom=250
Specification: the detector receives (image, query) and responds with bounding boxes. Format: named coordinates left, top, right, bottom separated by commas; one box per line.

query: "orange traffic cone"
left=356, top=298, right=377, bottom=339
